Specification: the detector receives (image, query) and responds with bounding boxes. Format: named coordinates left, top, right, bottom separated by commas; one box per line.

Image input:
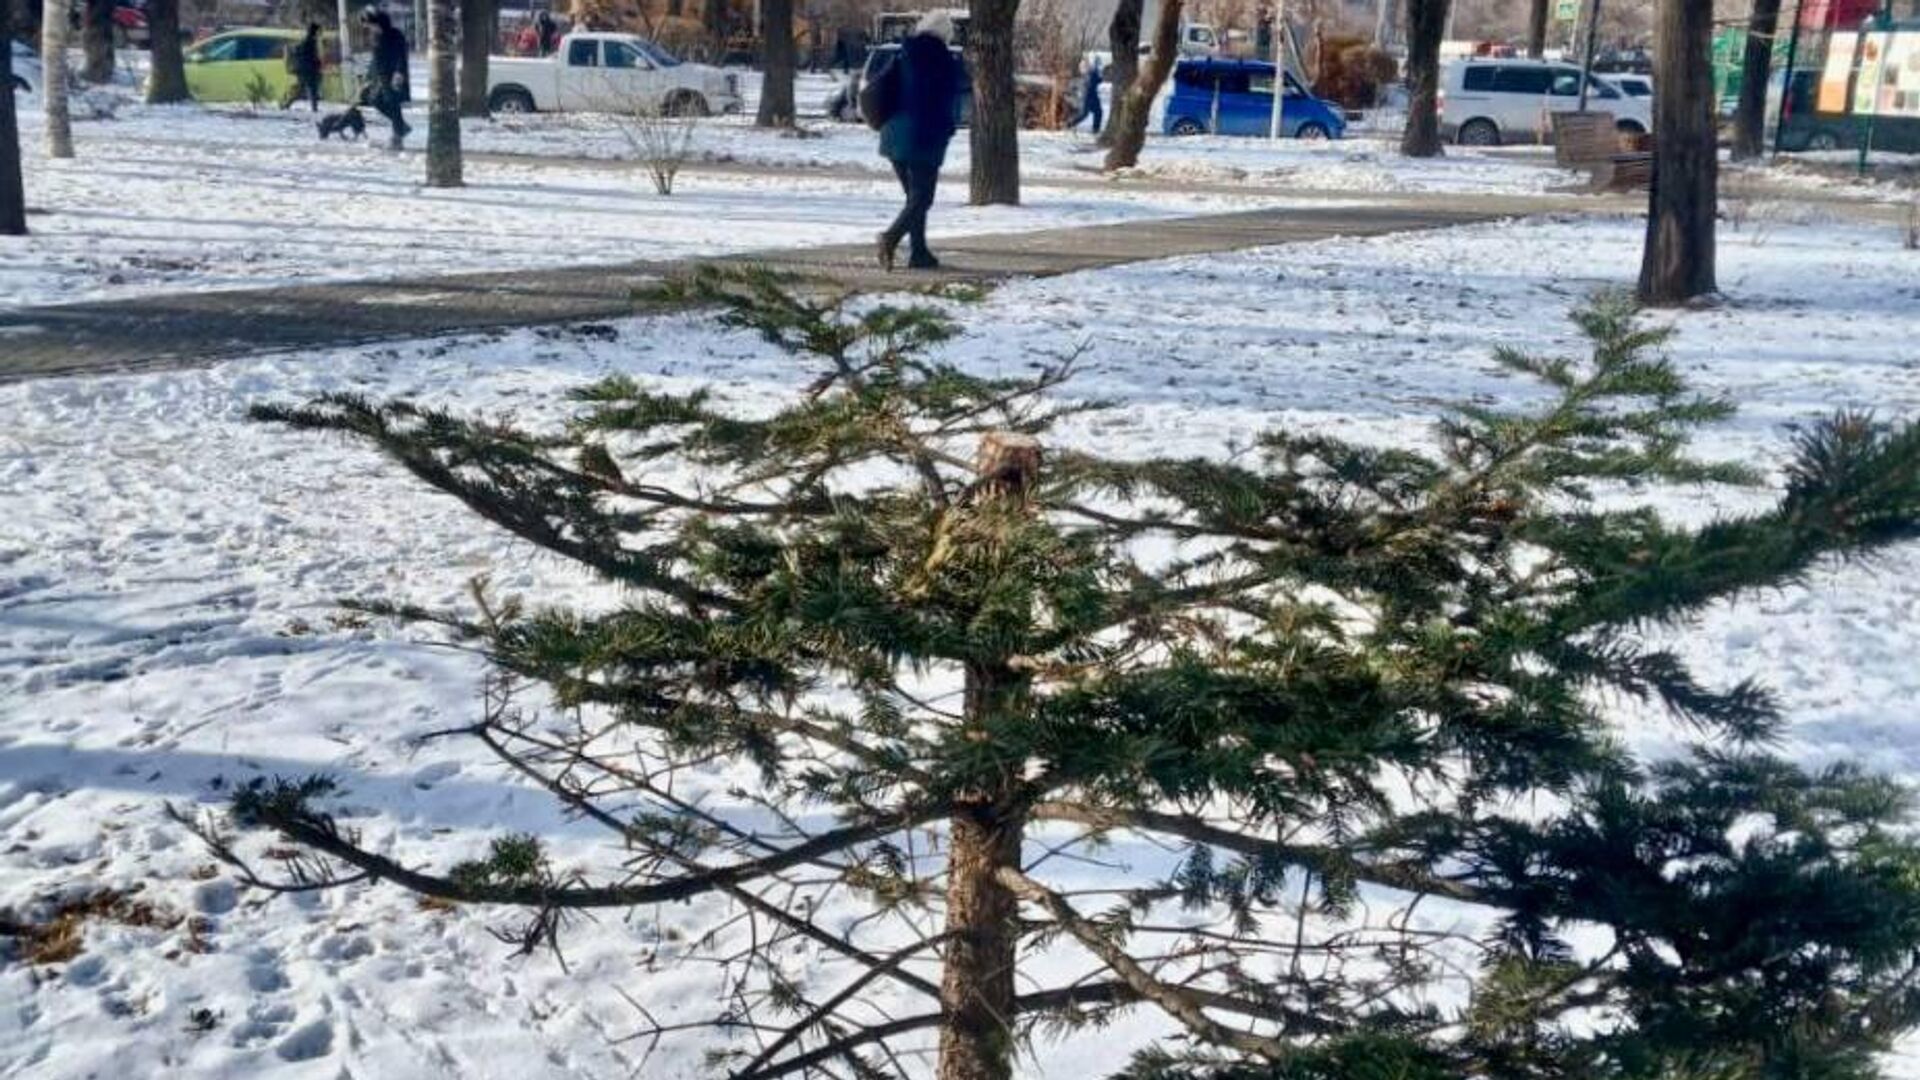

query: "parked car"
left=182, top=28, right=348, bottom=104
left=9, top=40, right=43, bottom=96
left=1602, top=73, right=1652, bottom=98
left=1439, top=58, right=1649, bottom=146
left=487, top=32, right=742, bottom=116
left=1161, top=58, right=1347, bottom=139
left=1591, top=48, right=1652, bottom=75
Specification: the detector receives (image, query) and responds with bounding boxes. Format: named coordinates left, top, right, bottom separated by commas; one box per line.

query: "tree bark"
left=1400, top=0, right=1448, bottom=157
left=934, top=796, right=1022, bottom=1080
left=1638, top=0, right=1716, bottom=304
left=1526, top=0, right=1549, bottom=58
left=756, top=0, right=796, bottom=127
left=459, top=0, right=497, bottom=117
left=1731, top=0, right=1782, bottom=161
left=81, top=0, right=112, bottom=83
left=41, top=0, right=74, bottom=159
left=144, top=0, right=190, bottom=104
left=968, top=0, right=1021, bottom=205
left=1096, top=0, right=1141, bottom=149
left=0, top=0, right=27, bottom=235
left=1101, top=0, right=1180, bottom=171
left=427, top=0, right=463, bottom=186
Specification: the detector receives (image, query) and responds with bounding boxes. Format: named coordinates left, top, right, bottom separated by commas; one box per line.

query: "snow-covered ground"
left=4, top=209, right=1920, bottom=1077
left=1, top=100, right=1355, bottom=310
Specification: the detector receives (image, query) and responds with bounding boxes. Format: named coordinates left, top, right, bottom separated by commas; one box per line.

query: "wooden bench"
left=1551, top=110, right=1653, bottom=192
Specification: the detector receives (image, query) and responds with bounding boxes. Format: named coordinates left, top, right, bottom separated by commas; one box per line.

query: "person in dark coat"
left=534, top=10, right=560, bottom=56
left=1078, top=56, right=1103, bottom=134
left=282, top=22, right=324, bottom=112
left=874, top=13, right=963, bottom=271
left=361, top=7, right=411, bottom=149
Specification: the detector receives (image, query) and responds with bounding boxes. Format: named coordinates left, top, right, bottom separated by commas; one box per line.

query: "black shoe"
left=907, top=252, right=941, bottom=271
left=876, top=232, right=897, bottom=272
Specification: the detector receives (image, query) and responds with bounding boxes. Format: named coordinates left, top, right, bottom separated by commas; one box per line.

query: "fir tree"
left=192, top=273, right=1920, bottom=1080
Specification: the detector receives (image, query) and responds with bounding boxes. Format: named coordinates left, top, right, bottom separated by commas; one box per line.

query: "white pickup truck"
left=487, top=33, right=742, bottom=116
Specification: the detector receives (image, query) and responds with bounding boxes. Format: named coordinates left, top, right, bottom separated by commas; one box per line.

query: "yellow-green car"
left=183, top=29, right=350, bottom=104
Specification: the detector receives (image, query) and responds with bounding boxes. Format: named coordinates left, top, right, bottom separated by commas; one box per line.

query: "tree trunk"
left=427, top=0, right=463, bottom=186
left=1374, top=0, right=1395, bottom=48
left=81, top=0, right=113, bottom=83
left=41, top=0, right=73, bottom=159
left=1526, top=0, right=1549, bottom=58
left=1102, top=0, right=1180, bottom=171
left=935, top=797, right=1022, bottom=1080
left=1638, top=0, right=1716, bottom=304
left=967, top=0, right=1020, bottom=205
left=756, top=0, right=796, bottom=127
left=0, top=0, right=27, bottom=235
left=1731, top=0, right=1782, bottom=161
left=1096, top=0, right=1141, bottom=149
left=144, top=0, right=190, bottom=104
left=459, top=0, right=497, bottom=117
left=1400, top=0, right=1447, bottom=157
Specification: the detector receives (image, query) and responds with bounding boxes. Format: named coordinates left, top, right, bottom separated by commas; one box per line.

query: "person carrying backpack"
left=282, top=23, right=324, bottom=112
left=865, top=12, right=963, bottom=272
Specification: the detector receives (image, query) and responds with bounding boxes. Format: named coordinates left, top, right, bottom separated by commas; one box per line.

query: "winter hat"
left=916, top=11, right=955, bottom=43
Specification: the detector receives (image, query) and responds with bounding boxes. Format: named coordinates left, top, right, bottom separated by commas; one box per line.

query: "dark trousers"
left=282, top=75, right=321, bottom=112
left=884, top=158, right=940, bottom=263
left=1078, top=91, right=1103, bottom=133
left=367, top=84, right=410, bottom=140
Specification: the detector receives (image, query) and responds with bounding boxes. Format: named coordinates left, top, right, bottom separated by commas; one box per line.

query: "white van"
left=1439, top=58, right=1651, bottom=146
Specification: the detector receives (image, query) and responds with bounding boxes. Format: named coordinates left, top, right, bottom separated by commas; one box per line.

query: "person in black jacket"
left=282, top=23, right=324, bottom=112
left=361, top=7, right=410, bottom=149
left=874, top=13, right=963, bottom=271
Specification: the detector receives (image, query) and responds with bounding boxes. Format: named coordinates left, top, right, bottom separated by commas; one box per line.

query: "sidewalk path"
left=0, top=202, right=1509, bottom=381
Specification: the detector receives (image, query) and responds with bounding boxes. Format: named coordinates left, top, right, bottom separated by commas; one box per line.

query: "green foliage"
left=244, top=270, right=1920, bottom=1079
left=242, top=70, right=275, bottom=111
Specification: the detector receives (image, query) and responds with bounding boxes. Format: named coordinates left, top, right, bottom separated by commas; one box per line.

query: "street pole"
left=1267, top=0, right=1285, bottom=138
left=338, top=0, right=352, bottom=86
left=1772, top=0, right=1806, bottom=156
left=1577, top=0, right=1603, bottom=111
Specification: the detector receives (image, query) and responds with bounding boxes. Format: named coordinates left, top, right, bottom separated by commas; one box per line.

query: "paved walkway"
left=0, top=202, right=1509, bottom=381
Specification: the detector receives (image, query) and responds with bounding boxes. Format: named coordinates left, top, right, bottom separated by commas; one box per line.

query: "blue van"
left=1161, top=58, right=1347, bottom=139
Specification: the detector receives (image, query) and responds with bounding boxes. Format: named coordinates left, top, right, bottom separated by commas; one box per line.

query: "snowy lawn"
left=3, top=213, right=1920, bottom=1077
left=0, top=104, right=1325, bottom=310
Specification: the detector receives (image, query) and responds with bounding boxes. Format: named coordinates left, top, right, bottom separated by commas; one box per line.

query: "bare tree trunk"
left=1102, top=0, right=1180, bottom=171
left=41, top=0, right=74, bottom=159
left=0, top=0, right=27, bottom=235
left=1638, top=0, right=1716, bottom=304
left=757, top=0, right=796, bottom=127
left=1096, top=0, right=1140, bottom=148
left=427, top=0, right=463, bottom=186
left=1400, top=0, right=1447, bottom=157
left=145, top=0, right=190, bottom=103
left=459, top=0, right=497, bottom=117
left=81, top=0, right=113, bottom=83
left=934, top=796, right=1022, bottom=1080
left=968, top=0, right=1021, bottom=205
left=1526, top=0, right=1548, bottom=58
left=1731, top=0, right=1782, bottom=161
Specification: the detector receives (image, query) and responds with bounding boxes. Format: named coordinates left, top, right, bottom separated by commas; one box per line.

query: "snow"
left=2, top=101, right=1355, bottom=310
left=5, top=200, right=1920, bottom=1076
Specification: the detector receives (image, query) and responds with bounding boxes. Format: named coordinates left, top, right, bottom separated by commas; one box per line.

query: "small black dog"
left=317, top=107, right=366, bottom=142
